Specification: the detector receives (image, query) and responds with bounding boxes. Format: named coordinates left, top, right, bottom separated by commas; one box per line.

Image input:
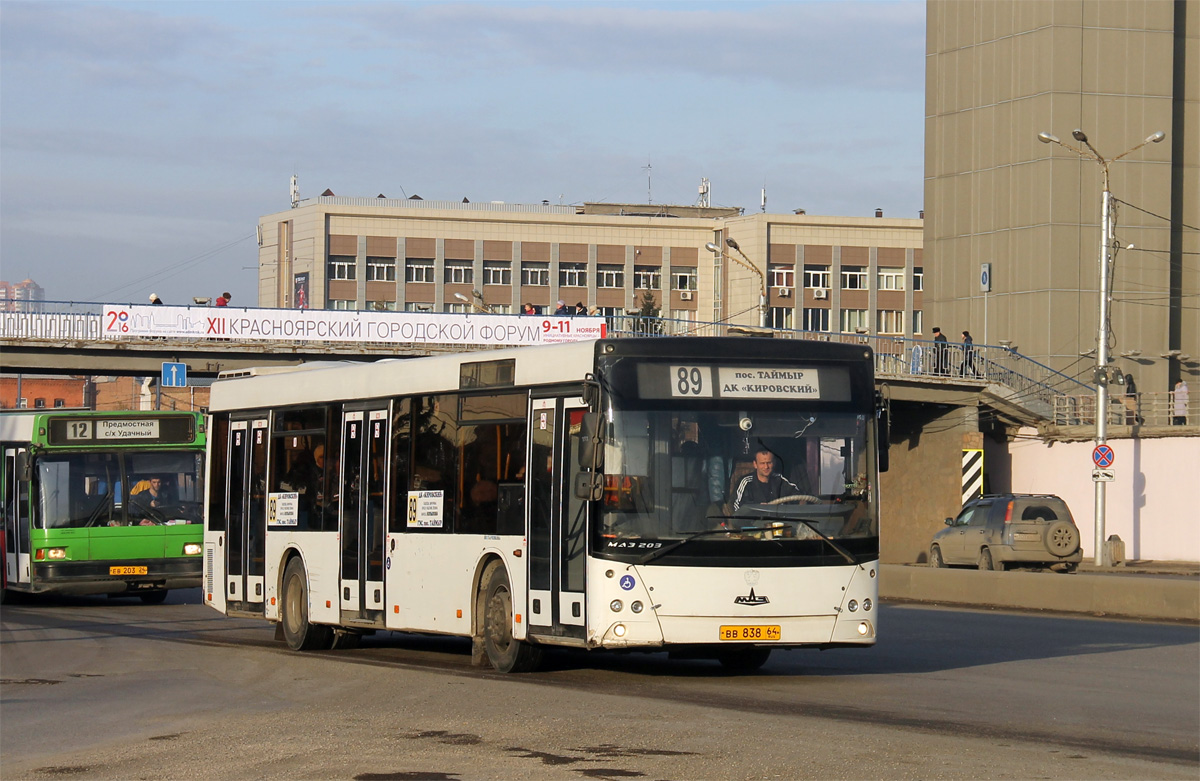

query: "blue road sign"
left=1092, top=444, right=1115, bottom=468
left=161, top=361, right=188, bottom=388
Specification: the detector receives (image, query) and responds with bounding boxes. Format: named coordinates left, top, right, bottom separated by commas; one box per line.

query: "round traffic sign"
left=1093, top=444, right=1115, bottom=468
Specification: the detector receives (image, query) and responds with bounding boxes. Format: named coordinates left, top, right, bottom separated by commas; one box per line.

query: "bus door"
left=3, top=447, right=30, bottom=589
left=527, top=397, right=588, bottom=640
left=339, top=408, right=388, bottom=618
left=226, top=418, right=269, bottom=608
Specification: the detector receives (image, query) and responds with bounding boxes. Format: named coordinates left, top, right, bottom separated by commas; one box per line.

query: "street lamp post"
left=453, top=291, right=491, bottom=313
left=1037, top=127, right=1165, bottom=566
left=705, top=238, right=767, bottom=327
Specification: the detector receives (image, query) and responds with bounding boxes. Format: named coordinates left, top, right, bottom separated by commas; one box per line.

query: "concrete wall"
left=880, top=402, right=977, bottom=564
left=1005, top=432, right=1200, bottom=562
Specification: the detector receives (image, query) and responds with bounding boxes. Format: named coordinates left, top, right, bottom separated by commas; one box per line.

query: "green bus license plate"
left=719, top=625, right=781, bottom=641
left=109, top=566, right=148, bottom=576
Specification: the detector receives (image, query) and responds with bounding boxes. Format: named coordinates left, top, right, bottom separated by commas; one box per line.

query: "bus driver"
left=732, top=449, right=800, bottom=511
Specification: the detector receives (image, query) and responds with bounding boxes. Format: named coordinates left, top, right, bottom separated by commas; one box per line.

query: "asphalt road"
left=1, top=589, right=1197, bottom=780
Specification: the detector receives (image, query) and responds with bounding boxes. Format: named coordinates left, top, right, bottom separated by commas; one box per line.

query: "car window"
left=967, top=502, right=992, bottom=525
left=1015, top=498, right=1071, bottom=523
left=953, top=506, right=976, bottom=526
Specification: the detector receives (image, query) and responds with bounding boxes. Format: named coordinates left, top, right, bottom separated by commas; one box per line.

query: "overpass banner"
left=100, top=305, right=605, bottom=347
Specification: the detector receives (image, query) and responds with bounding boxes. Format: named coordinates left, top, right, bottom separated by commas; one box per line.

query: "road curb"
left=880, top=565, right=1200, bottom=622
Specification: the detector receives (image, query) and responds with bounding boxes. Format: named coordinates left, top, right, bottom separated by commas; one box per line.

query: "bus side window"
left=410, top=395, right=457, bottom=532
left=388, top=398, right=411, bottom=534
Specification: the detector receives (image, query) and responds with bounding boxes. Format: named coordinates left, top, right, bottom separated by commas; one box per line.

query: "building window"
left=34, top=398, right=46, bottom=408
left=597, top=264, right=624, bottom=288
left=329, top=299, right=356, bottom=310
left=597, top=306, right=624, bottom=318
left=445, top=303, right=469, bottom=314
left=405, top=302, right=433, bottom=312
left=366, top=257, right=396, bottom=282
left=560, top=263, right=587, bottom=287
left=768, top=307, right=794, bottom=330
left=671, top=267, right=697, bottom=291
left=521, top=262, right=549, bottom=286
left=633, top=266, right=661, bottom=290
left=368, top=300, right=396, bottom=311
left=841, top=266, right=867, bottom=290
left=483, top=262, right=511, bottom=286
left=803, top=265, right=831, bottom=289
left=877, top=310, right=904, bottom=334
left=17, top=398, right=27, bottom=409
left=406, top=259, right=435, bottom=283
left=53, top=399, right=65, bottom=408
left=913, top=310, right=923, bottom=335
left=913, top=267, right=923, bottom=291
left=445, top=262, right=474, bottom=285
left=489, top=303, right=513, bottom=315
left=877, top=269, right=905, bottom=291
left=328, top=255, right=356, bottom=281
left=802, top=308, right=829, bottom=332
left=769, top=265, right=794, bottom=289
left=840, top=308, right=869, bottom=332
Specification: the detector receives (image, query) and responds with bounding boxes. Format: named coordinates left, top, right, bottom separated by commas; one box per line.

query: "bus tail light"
left=183, top=543, right=202, bottom=556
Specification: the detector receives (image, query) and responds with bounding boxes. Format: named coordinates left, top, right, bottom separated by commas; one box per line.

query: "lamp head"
left=725, top=237, right=740, bottom=250
left=1071, top=129, right=1088, bottom=143
left=1147, top=131, right=1165, bottom=144
left=704, top=241, right=720, bottom=253
left=1037, top=132, right=1058, bottom=144
left=453, top=293, right=469, bottom=303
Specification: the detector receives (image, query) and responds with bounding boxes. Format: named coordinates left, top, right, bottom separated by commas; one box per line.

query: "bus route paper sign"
left=268, top=492, right=299, bottom=526
left=407, top=490, right=444, bottom=528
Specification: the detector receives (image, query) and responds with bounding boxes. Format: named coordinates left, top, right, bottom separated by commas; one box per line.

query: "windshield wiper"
left=684, top=513, right=862, bottom=567
left=790, top=518, right=861, bottom=566
left=636, top=525, right=795, bottom=565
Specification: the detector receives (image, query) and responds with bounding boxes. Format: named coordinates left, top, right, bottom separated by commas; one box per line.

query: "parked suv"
left=929, top=494, right=1082, bottom=572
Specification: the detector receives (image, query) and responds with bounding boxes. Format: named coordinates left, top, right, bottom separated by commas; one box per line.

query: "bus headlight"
left=46, top=548, right=67, bottom=560
left=613, top=623, right=627, bottom=637
left=857, top=621, right=871, bottom=636
left=847, top=599, right=859, bottom=612
left=610, top=599, right=623, bottom=612
left=630, top=601, right=643, bottom=613
left=183, top=543, right=202, bottom=556
left=863, top=598, right=873, bottom=611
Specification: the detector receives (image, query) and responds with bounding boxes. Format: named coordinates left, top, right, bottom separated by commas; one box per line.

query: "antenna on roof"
left=761, top=186, right=767, bottom=213
left=290, top=174, right=299, bottom=209
left=697, top=177, right=710, bottom=208
left=643, top=158, right=652, bottom=205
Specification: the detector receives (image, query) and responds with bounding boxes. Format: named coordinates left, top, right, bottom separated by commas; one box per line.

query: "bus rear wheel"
left=281, top=557, right=332, bottom=651
left=482, top=563, right=542, bottom=673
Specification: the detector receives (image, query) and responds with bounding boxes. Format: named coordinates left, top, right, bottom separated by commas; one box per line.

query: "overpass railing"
left=605, top=315, right=1091, bottom=413
left=2, top=300, right=1089, bottom=418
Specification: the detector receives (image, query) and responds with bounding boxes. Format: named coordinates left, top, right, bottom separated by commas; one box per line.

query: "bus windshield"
left=36, top=451, right=205, bottom=529
left=596, top=407, right=876, bottom=552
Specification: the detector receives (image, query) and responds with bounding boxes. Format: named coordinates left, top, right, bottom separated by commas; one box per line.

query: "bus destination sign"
left=646, top=365, right=845, bottom=401
left=47, top=416, right=194, bottom=446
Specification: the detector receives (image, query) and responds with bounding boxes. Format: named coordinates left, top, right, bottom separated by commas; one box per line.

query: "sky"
left=0, top=0, right=926, bottom=307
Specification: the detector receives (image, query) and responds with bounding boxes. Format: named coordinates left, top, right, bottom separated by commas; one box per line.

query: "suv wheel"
left=930, top=546, right=946, bottom=568
left=978, top=547, right=1002, bottom=571
left=1045, top=521, right=1080, bottom=556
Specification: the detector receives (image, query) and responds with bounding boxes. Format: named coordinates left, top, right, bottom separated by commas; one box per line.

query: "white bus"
left=203, top=337, right=886, bottom=671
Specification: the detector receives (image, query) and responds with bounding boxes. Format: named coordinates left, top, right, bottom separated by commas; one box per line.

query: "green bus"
left=1, top=410, right=206, bottom=603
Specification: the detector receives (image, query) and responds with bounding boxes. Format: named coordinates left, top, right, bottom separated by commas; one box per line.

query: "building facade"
left=257, top=198, right=925, bottom=338
left=925, top=0, right=1199, bottom=395
left=0, top=278, right=46, bottom=312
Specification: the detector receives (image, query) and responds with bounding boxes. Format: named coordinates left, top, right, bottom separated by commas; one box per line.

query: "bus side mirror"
left=876, top=393, right=890, bottom=473
left=15, top=451, right=30, bottom=481
left=577, top=412, right=604, bottom=471
left=574, top=472, right=604, bottom=501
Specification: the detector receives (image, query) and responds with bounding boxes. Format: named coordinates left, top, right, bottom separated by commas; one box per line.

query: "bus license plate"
left=109, top=566, right=148, bottom=576
left=719, top=625, right=781, bottom=641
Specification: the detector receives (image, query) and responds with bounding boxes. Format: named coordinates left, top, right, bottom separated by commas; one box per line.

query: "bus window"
left=387, top=399, right=411, bottom=534
left=208, top=416, right=229, bottom=532
left=271, top=406, right=328, bottom=532
left=410, top=395, right=457, bottom=532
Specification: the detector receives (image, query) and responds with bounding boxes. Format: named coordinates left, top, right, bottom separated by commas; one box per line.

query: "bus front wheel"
left=281, top=557, right=332, bottom=651
left=482, top=563, right=542, bottom=673
left=718, top=647, right=772, bottom=672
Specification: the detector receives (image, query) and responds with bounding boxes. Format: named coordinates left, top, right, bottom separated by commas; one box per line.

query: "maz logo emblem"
left=734, top=569, right=769, bottom=605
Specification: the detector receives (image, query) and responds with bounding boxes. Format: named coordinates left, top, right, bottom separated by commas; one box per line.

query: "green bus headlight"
left=183, top=543, right=202, bottom=556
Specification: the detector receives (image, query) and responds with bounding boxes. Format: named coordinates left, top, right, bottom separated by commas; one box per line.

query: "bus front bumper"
left=28, top=558, right=202, bottom=595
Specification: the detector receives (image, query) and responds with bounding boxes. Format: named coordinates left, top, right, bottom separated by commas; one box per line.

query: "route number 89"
left=670, top=365, right=712, bottom=397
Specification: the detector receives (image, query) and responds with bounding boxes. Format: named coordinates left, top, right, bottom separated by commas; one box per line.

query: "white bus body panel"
left=263, top=531, right=341, bottom=625
left=384, top=533, right=525, bottom=638
left=585, top=558, right=879, bottom=649
left=204, top=536, right=225, bottom=613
